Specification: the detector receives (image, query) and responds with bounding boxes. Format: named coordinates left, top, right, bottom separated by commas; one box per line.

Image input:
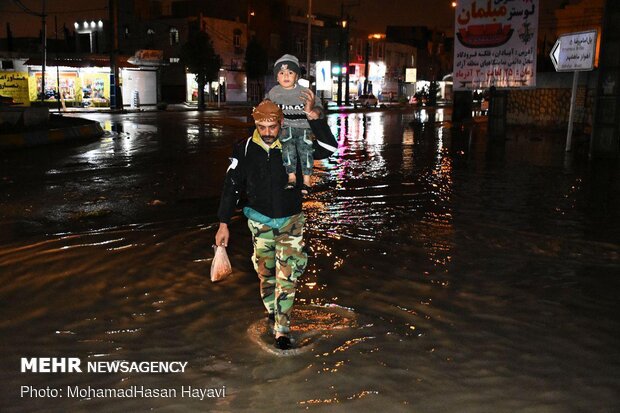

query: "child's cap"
left=252, top=100, right=284, bottom=123
left=273, top=54, right=301, bottom=79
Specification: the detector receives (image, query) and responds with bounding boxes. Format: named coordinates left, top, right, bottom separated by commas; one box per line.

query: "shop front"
left=24, top=56, right=143, bottom=108
left=125, top=50, right=164, bottom=107
left=185, top=69, right=246, bottom=104
left=27, top=68, right=110, bottom=108
left=121, top=69, right=158, bottom=106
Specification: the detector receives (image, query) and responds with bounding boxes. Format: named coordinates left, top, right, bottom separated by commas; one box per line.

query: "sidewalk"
left=0, top=115, right=104, bottom=149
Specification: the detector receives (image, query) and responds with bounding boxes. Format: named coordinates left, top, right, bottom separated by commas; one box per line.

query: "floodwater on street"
left=1, top=108, right=619, bottom=412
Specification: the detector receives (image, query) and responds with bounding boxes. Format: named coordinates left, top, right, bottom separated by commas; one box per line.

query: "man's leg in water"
left=248, top=219, right=276, bottom=316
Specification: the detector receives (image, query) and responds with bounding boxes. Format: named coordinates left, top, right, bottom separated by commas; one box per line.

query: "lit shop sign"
left=128, top=50, right=164, bottom=66
left=316, top=61, right=332, bottom=91
left=405, top=68, right=417, bottom=83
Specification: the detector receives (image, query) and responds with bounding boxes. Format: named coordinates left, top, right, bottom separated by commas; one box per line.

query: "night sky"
left=1, top=0, right=107, bottom=38
left=289, top=0, right=575, bottom=34
left=287, top=0, right=457, bottom=32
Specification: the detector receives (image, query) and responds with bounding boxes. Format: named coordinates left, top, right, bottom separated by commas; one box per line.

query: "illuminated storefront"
left=185, top=69, right=245, bottom=104
left=27, top=68, right=110, bottom=107
left=24, top=56, right=148, bottom=107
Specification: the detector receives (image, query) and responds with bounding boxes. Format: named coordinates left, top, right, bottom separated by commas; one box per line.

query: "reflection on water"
left=1, top=109, right=619, bottom=412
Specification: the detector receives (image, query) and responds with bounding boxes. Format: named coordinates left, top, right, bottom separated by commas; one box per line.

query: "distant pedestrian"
left=266, top=54, right=323, bottom=195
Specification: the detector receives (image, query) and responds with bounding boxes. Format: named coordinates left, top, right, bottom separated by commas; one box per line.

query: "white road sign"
left=550, top=30, right=597, bottom=72
left=315, top=61, right=332, bottom=91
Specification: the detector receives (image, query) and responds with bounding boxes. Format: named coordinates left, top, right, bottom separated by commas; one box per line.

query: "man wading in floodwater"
left=215, top=100, right=314, bottom=350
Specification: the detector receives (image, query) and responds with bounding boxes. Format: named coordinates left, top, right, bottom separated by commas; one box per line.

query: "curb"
left=0, top=119, right=104, bottom=149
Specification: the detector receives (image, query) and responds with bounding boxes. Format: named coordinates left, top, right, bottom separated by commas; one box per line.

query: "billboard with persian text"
left=453, top=0, right=539, bottom=90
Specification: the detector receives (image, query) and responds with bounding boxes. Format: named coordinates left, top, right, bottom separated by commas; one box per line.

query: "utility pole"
left=41, top=0, right=47, bottom=102
left=306, top=0, right=312, bottom=79
left=590, top=0, right=620, bottom=158
left=55, top=15, right=61, bottom=112
left=344, top=16, right=350, bottom=105
left=11, top=0, right=47, bottom=101
left=109, top=0, right=121, bottom=109
left=339, top=1, right=359, bottom=104
left=337, top=3, right=344, bottom=105
left=363, top=40, right=369, bottom=94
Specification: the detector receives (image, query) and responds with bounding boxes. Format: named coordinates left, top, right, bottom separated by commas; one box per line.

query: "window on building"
left=233, top=29, right=242, bottom=48
left=295, top=39, right=304, bottom=56
left=161, top=1, right=172, bottom=16
left=169, top=27, right=179, bottom=45
left=150, top=2, right=161, bottom=18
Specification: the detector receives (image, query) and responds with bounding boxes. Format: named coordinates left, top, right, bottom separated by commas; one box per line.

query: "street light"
left=74, top=19, right=104, bottom=53
left=246, top=3, right=255, bottom=43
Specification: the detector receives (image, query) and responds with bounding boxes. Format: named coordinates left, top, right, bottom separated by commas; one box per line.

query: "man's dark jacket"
left=218, top=124, right=337, bottom=224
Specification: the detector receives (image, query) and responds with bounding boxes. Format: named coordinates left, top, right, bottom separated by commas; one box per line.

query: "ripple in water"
left=246, top=305, right=357, bottom=356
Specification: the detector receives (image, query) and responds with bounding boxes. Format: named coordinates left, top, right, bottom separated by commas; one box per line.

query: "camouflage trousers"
left=247, top=213, right=308, bottom=334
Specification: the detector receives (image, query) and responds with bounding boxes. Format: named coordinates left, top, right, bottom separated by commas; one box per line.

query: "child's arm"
left=301, top=89, right=322, bottom=120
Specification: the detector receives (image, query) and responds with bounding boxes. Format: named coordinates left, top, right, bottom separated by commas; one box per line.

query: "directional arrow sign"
left=550, top=30, right=597, bottom=72
left=550, top=40, right=561, bottom=70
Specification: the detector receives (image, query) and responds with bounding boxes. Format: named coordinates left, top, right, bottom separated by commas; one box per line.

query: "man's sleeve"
left=309, top=118, right=338, bottom=160
left=217, top=142, right=245, bottom=223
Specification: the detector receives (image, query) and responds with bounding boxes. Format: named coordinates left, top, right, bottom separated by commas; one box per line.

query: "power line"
left=12, top=0, right=41, bottom=16
left=5, top=2, right=107, bottom=16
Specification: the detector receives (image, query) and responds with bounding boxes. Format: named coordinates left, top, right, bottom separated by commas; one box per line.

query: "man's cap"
left=251, top=100, right=284, bottom=123
left=273, top=54, right=301, bottom=78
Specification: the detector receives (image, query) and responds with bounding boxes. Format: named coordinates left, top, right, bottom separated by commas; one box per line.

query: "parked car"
left=355, top=93, right=378, bottom=107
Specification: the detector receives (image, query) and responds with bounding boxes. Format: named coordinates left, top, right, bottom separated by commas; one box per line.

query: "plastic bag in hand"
left=210, top=245, right=232, bottom=282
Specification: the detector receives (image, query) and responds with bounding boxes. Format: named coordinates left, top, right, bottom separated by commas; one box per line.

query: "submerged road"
left=1, top=108, right=619, bottom=412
